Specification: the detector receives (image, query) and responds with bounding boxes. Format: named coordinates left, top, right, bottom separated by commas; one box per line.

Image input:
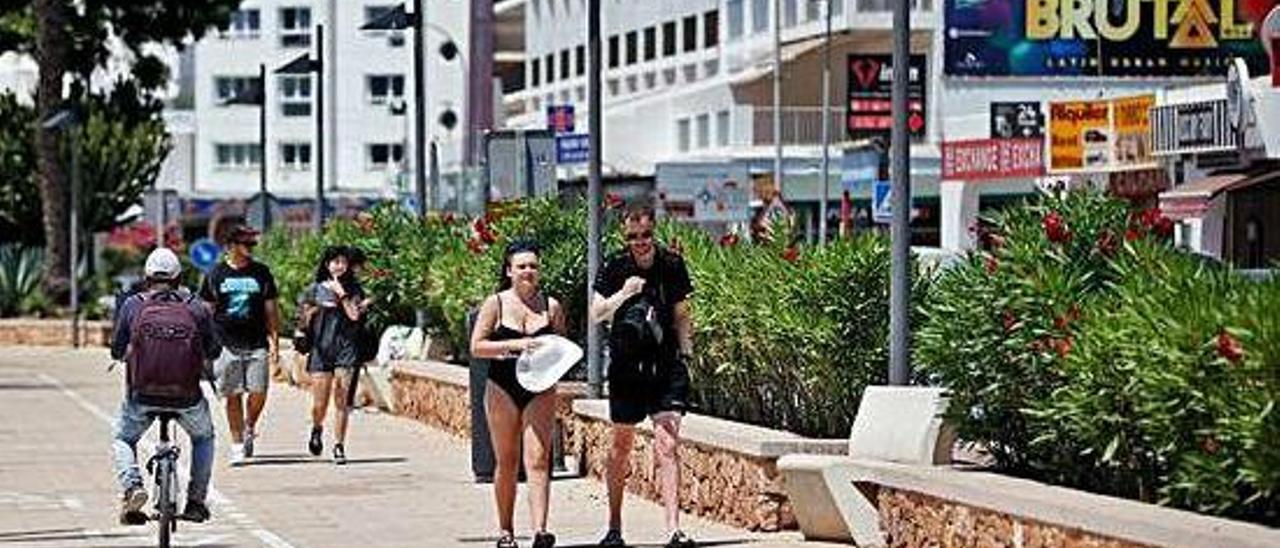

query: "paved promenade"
left=0, top=346, right=835, bottom=548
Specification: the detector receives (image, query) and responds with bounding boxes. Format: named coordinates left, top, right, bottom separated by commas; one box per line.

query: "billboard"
left=1048, top=94, right=1157, bottom=173
left=655, top=163, right=751, bottom=223
left=944, top=0, right=1272, bottom=77
left=991, top=101, right=1045, bottom=139
left=942, top=138, right=1045, bottom=180
left=846, top=54, right=927, bottom=141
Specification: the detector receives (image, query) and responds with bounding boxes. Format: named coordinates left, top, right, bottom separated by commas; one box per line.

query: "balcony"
left=746, top=106, right=847, bottom=147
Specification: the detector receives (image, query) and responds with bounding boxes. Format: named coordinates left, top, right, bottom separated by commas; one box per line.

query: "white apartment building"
left=186, top=0, right=514, bottom=202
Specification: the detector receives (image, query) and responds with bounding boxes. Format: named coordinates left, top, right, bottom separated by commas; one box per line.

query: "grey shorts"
left=213, top=347, right=270, bottom=397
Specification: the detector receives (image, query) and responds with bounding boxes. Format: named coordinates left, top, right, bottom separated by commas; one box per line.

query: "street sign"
left=189, top=238, right=221, bottom=272
left=872, top=181, right=892, bottom=224
left=546, top=105, right=575, bottom=134
left=555, top=133, right=590, bottom=164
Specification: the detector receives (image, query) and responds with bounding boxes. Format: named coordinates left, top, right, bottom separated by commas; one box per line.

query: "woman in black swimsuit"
left=469, top=240, right=565, bottom=548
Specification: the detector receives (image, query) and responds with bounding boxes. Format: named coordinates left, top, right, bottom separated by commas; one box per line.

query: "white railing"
left=747, top=106, right=846, bottom=147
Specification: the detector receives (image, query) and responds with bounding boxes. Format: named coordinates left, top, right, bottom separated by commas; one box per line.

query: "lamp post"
left=42, top=106, right=81, bottom=348
left=223, top=64, right=270, bottom=231
left=276, top=27, right=325, bottom=232
left=362, top=2, right=430, bottom=217
left=586, top=0, right=603, bottom=396
left=818, top=0, right=833, bottom=244
left=890, top=0, right=912, bottom=385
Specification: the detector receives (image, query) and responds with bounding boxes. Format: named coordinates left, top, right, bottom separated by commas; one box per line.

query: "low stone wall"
left=390, top=361, right=473, bottom=438
left=569, top=400, right=846, bottom=532
left=0, top=319, right=112, bottom=347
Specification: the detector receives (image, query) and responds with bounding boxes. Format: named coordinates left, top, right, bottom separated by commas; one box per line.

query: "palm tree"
left=34, top=0, right=70, bottom=299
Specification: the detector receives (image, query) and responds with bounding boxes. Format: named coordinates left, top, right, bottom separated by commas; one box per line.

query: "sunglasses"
left=234, top=240, right=258, bottom=249
left=624, top=230, right=653, bottom=242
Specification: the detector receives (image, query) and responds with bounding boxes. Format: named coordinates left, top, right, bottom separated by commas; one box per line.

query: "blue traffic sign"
left=189, top=238, right=221, bottom=271
left=555, top=133, right=590, bottom=164
left=546, top=105, right=575, bottom=134
left=872, top=181, right=892, bottom=224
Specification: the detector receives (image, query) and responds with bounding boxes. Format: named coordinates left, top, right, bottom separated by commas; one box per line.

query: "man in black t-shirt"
left=590, top=205, right=696, bottom=548
left=199, top=224, right=280, bottom=466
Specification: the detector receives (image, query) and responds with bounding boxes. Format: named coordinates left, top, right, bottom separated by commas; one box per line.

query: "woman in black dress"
left=300, top=246, right=367, bottom=465
left=469, top=240, right=565, bottom=548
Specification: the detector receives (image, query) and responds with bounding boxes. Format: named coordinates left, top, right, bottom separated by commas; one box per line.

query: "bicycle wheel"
left=156, top=458, right=174, bottom=548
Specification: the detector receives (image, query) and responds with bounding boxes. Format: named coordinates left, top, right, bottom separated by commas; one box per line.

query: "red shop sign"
left=941, top=138, right=1045, bottom=181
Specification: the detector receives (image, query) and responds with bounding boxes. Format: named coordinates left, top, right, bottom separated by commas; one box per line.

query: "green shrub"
left=0, top=244, right=48, bottom=317
left=917, top=189, right=1279, bottom=525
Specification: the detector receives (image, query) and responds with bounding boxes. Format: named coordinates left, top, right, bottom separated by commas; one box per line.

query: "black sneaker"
left=665, top=530, right=696, bottom=548
left=118, top=485, right=148, bottom=526
left=308, top=426, right=323, bottom=456
left=181, top=500, right=211, bottom=523
left=496, top=532, right=518, bottom=548
left=598, top=529, right=625, bottom=547
left=532, top=531, right=556, bottom=548
left=333, top=443, right=347, bottom=465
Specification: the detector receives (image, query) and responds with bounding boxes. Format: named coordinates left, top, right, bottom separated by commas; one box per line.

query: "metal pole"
left=819, top=0, right=832, bottom=245
left=889, top=0, right=911, bottom=385
left=413, top=0, right=428, bottom=215
left=773, top=0, right=784, bottom=197
left=69, top=130, right=80, bottom=348
left=429, top=140, right=440, bottom=209
left=586, top=0, right=603, bottom=397
left=315, top=24, right=326, bottom=232
left=259, top=63, right=271, bottom=231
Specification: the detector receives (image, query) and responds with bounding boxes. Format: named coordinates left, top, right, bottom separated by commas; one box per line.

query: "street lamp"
left=816, top=0, right=834, bottom=245
left=223, top=64, right=270, bottom=231
left=276, top=26, right=325, bottom=232
left=41, top=105, right=82, bottom=348
left=890, top=0, right=912, bottom=384
left=362, top=2, right=429, bottom=217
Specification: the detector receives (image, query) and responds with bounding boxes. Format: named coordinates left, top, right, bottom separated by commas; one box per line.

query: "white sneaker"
left=242, top=428, right=256, bottom=458
left=229, top=444, right=246, bottom=467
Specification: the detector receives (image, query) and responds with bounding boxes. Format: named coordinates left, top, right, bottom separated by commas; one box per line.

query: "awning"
left=1159, top=169, right=1280, bottom=220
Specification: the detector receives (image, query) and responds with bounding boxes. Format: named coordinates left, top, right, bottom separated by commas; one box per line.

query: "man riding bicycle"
left=110, top=248, right=221, bottom=526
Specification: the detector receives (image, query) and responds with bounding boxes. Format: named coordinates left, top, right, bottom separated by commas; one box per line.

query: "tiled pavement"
left=0, top=346, right=841, bottom=548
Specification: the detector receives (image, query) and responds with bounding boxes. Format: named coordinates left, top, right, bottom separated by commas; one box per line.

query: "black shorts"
left=608, top=357, right=691, bottom=425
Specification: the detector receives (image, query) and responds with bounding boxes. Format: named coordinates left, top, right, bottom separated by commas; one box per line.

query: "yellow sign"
left=1049, top=100, right=1111, bottom=172
left=1112, top=94, right=1156, bottom=169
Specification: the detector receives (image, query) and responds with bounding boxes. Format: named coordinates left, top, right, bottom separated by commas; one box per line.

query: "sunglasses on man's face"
left=624, top=230, right=653, bottom=242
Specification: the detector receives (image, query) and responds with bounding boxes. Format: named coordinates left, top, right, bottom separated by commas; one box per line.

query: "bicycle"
left=145, top=412, right=182, bottom=548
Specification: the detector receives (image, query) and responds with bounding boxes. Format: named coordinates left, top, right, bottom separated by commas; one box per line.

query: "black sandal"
left=532, top=531, right=556, bottom=548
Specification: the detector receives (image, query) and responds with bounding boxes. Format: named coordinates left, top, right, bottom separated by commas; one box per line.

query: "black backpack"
left=127, top=291, right=206, bottom=407
left=608, top=292, right=666, bottom=383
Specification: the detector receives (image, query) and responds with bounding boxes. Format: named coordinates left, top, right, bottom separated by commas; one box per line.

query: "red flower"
left=719, top=233, right=740, bottom=247
left=473, top=217, right=498, bottom=244
left=988, top=234, right=1007, bottom=250
left=1042, top=211, right=1071, bottom=244
left=466, top=238, right=486, bottom=255
left=604, top=192, right=625, bottom=210
left=1068, top=304, right=1082, bottom=322
left=1054, top=314, right=1070, bottom=331
left=1125, top=228, right=1142, bottom=242
left=984, top=255, right=999, bottom=274
left=1154, top=216, right=1175, bottom=239
left=1053, top=337, right=1074, bottom=358
left=1217, top=330, right=1244, bottom=364
left=781, top=246, right=800, bottom=263
left=369, top=267, right=391, bottom=280
left=441, top=211, right=456, bottom=225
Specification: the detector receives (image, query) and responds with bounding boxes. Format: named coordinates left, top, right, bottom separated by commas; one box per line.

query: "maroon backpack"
left=127, top=291, right=205, bottom=406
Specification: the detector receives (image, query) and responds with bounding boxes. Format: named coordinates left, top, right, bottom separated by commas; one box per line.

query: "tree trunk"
left=34, top=0, right=71, bottom=301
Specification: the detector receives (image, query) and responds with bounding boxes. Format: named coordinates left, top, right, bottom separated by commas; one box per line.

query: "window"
left=280, top=7, right=312, bottom=47
left=215, top=143, right=261, bottom=169
left=728, top=0, right=745, bottom=40
left=364, top=4, right=396, bottom=26
left=531, top=58, right=541, bottom=87
left=643, top=26, right=657, bottom=61
left=575, top=45, right=586, bottom=76
left=367, top=74, right=405, bottom=104
left=663, top=21, right=677, bottom=57
left=278, top=75, right=312, bottom=117
left=696, top=113, right=710, bottom=148
left=545, top=53, right=555, bottom=83
left=214, top=76, right=260, bottom=103
left=716, top=110, right=730, bottom=146
left=785, top=0, right=798, bottom=26
left=682, top=16, right=698, bottom=52
left=625, top=31, right=638, bottom=65
left=752, top=0, right=769, bottom=33
left=608, top=36, right=620, bottom=68
left=704, top=11, right=720, bottom=48
left=833, top=0, right=845, bottom=16
left=560, top=49, right=570, bottom=80
left=858, top=0, right=924, bottom=11
left=367, top=143, right=405, bottom=170
left=280, top=142, right=312, bottom=170
left=807, top=0, right=821, bottom=21
left=677, top=118, right=691, bottom=152
left=221, top=9, right=260, bottom=39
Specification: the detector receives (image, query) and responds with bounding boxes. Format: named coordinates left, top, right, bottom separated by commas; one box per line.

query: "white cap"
left=144, top=248, right=182, bottom=279
left=516, top=335, right=583, bottom=393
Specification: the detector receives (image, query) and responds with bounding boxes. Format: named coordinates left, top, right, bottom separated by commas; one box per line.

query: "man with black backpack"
left=590, top=204, right=697, bottom=548
left=110, top=248, right=221, bottom=526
